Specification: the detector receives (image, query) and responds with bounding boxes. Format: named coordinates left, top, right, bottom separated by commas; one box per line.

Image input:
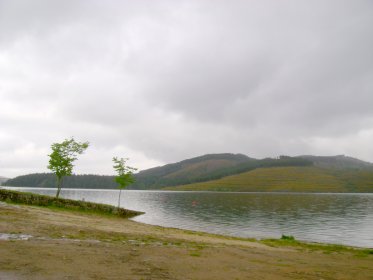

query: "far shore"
left=1, top=199, right=372, bottom=279
left=3, top=185, right=373, bottom=194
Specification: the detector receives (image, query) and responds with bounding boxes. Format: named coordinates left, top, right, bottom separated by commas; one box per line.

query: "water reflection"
left=5, top=187, right=373, bottom=247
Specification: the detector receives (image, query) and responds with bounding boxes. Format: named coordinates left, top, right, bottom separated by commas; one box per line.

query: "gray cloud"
left=1, top=0, right=373, bottom=177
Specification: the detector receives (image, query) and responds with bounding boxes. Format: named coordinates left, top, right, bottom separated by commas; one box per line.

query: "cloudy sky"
left=1, top=0, right=373, bottom=178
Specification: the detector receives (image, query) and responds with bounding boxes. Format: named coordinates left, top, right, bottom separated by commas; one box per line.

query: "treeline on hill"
left=131, top=155, right=313, bottom=189
left=3, top=154, right=313, bottom=189
left=3, top=173, right=117, bottom=189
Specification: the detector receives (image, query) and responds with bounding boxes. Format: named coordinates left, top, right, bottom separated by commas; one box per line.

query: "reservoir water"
left=4, top=187, right=373, bottom=248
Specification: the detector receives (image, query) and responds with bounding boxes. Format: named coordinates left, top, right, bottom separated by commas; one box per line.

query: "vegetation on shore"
left=260, top=236, right=373, bottom=256
left=112, top=156, right=137, bottom=208
left=47, top=137, right=89, bottom=198
left=2, top=173, right=118, bottom=189
left=0, top=189, right=142, bottom=218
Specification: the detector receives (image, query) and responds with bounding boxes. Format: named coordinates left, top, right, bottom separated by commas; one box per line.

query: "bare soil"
left=0, top=202, right=372, bottom=280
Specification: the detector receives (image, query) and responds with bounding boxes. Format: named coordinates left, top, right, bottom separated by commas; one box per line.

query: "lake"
left=4, top=187, right=373, bottom=248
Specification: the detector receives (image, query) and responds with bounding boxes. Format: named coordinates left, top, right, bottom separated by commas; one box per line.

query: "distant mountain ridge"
left=3, top=154, right=373, bottom=192
left=0, top=177, right=9, bottom=184
left=297, top=155, right=373, bottom=169
left=3, top=174, right=117, bottom=189
left=132, top=153, right=257, bottom=189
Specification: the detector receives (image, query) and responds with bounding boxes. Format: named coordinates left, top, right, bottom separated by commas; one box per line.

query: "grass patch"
left=189, top=251, right=202, bottom=257
left=0, top=189, right=143, bottom=218
left=260, top=237, right=373, bottom=257
left=281, top=234, right=295, bottom=241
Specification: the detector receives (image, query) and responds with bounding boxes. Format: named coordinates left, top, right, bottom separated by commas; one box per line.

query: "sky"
left=1, top=0, right=373, bottom=178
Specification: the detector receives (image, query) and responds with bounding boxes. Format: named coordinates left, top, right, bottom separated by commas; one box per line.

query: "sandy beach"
left=1, top=202, right=372, bottom=280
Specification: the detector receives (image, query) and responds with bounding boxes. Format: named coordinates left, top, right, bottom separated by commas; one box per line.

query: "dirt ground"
left=0, top=202, right=372, bottom=280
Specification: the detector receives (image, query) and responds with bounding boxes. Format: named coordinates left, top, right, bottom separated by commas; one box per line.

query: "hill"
left=4, top=154, right=373, bottom=192
left=3, top=173, right=117, bottom=189
left=164, top=155, right=373, bottom=192
left=131, top=153, right=253, bottom=189
left=3, top=153, right=311, bottom=189
left=298, top=155, right=373, bottom=169
left=130, top=154, right=312, bottom=189
left=164, top=166, right=373, bottom=193
left=0, top=176, right=9, bottom=184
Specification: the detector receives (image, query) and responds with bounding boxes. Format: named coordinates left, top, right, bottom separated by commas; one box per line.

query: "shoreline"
left=2, top=198, right=372, bottom=251
left=2, top=187, right=373, bottom=249
left=3, top=185, right=373, bottom=194
left=1, top=201, right=373, bottom=279
left=132, top=219, right=373, bottom=251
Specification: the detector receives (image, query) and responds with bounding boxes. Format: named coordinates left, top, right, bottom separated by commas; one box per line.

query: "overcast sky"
left=1, top=0, right=373, bottom=178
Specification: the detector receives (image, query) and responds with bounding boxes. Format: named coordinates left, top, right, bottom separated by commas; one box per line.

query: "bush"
left=0, top=189, right=143, bottom=218
left=281, top=234, right=295, bottom=241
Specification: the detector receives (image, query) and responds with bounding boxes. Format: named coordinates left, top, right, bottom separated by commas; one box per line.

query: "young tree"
left=48, top=137, right=89, bottom=198
left=113, top=157, right=137, bottom=208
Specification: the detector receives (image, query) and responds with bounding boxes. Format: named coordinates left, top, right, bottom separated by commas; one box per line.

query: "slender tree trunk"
left=118, top=188, right=122, bottom=209
left=56, top=177, right=62, bottom=198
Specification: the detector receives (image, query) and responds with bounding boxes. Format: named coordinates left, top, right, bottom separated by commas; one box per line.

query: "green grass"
left=164, top=166, right=351, bottom=192
left=164, top=166, right=373, bottom=193
left=189, top=250, right=202, bottom=257
left=260, top=237, right=373, bottom=257
left=331, top=169, right=373, bottom=192
left=281, top=234, right=295, bottom=241
left=0, top=189, right=143, bottom=218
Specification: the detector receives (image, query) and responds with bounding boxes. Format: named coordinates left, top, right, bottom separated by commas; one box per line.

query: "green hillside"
left=132, top=153, right=252, bottom=189
left=164, top=166, right=373, bottom=193
left=331, top=169, right=373, bottom=192
left=131, top=154, right=311, bottom=189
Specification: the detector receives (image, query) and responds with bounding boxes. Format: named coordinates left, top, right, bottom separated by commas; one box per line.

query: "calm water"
left=4, top=187, right=373, bottom=248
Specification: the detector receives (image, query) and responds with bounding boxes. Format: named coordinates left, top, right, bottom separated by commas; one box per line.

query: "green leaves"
left=47, top=137, right=89, bottom=198
left=46, top=138, right=136, bottom=201
left=113, top=157, right=137, bottom=190
left=113, top=157, right=137, bottom=208
left=48, top=137, right=89, bottom=179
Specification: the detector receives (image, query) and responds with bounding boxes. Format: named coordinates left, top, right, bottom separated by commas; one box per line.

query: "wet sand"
left=0, top=202, right=372, bottom=279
